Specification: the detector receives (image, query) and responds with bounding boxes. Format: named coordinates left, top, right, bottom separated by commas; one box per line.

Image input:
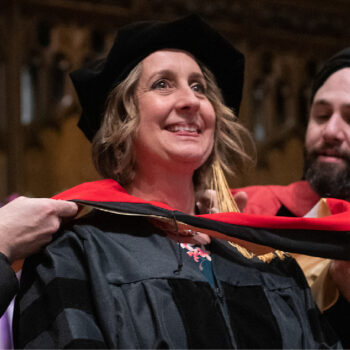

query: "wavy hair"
left=92, top=59, right=254, bottom=193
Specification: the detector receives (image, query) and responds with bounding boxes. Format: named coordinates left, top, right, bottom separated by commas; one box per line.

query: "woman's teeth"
left=167, top=125, right=198, bottom=133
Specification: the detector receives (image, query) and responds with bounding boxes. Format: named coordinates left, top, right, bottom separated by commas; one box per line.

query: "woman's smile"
left=134, top=49, right=216, bottom=169
left=165, top=123, right=201, bottom=136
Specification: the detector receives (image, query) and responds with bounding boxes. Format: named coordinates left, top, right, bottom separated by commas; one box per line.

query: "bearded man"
left=233, top=47, right=350, bottom=348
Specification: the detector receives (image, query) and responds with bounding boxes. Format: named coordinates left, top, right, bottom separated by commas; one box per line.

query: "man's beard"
left=303, top=149, right=350, bottom=200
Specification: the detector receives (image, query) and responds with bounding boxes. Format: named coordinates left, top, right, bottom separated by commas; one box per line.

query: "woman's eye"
left=191, top=82, right=206, bottom=94
left=151, top=80, right=168, bottom=90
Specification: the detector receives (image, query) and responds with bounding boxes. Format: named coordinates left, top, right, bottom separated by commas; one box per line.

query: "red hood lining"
left=53, top=179, right=350, bottom=232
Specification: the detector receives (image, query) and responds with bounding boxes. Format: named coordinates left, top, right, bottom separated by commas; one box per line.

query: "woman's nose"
left=175, top=86, right=200, bottom=113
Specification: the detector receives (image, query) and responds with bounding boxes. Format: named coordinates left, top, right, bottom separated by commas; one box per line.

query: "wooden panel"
left=2, top=0, right=350, bottom=198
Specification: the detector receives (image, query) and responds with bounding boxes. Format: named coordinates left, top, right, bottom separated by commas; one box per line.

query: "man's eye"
left=191, top=82, right=206, bottom=94
left=315, top=115, right=330, bottom=122
left=151, top=80, right=168, bottom=90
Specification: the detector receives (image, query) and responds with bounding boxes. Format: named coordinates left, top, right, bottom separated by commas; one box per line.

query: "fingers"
left=53, top=200, right=79, bottom=218
left=233, top=191, right=248, bottom=212
left=196, top=189, right=248, bottom=214
left=0, top=197, right=79, bottom=262
left=196, top=189, right=218, bottom=214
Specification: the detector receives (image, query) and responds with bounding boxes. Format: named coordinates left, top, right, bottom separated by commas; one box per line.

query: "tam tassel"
left=210, top=161, right=240, bottom=213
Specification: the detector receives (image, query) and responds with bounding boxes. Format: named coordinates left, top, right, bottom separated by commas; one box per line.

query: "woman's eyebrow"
left=147, top=69, right=174, bottom=82
left=189, top=72, right=206, bottom=81
left=148, top=70, right=204, bottom=79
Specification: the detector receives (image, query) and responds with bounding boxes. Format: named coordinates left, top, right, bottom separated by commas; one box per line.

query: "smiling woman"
left=93, top=52, right=250, bottom=212
left=134, top=50, right=215, bottom=170
left=129, top=50, right=216, bottom=213
left=92, top=51, right=251, bottom=215
left=13, top=15, right=341, bottom=349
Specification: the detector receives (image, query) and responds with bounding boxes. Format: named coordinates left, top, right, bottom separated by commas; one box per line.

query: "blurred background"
left=1, top=0, right=350, bottom=200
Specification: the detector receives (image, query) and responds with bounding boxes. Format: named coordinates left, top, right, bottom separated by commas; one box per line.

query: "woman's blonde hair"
left=92, top=58, right=255, bottom=211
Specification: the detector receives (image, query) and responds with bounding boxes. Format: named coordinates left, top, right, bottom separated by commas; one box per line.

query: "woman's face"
left=134, top=49, right=216, bottom=173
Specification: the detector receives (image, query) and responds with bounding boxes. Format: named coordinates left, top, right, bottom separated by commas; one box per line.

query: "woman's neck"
left=127, top=165, right=196, bottom=215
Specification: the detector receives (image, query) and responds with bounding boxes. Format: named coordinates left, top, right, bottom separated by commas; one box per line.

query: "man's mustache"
left=308, top=146, right=350, bottom=162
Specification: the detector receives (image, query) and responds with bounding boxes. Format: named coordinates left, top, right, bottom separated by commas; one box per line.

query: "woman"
left=13, top=15, right=343, bottom=349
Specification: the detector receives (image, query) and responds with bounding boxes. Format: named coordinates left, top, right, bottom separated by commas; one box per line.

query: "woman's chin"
left=167, top=152, right=208, bottom=169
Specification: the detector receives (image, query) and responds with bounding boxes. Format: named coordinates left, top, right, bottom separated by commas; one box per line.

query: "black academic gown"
left=13, top=179, right=349, bottom=349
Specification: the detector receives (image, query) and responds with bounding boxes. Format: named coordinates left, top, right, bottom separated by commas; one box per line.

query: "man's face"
left=304, top=68, right=350, bottom=200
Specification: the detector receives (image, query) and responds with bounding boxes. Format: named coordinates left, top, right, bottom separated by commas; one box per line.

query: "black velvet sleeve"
left=0, top=252, right=19, bottom=316
left=324, top=295, right=350, bottom=348
left=13, top=228, right=107, bottom=349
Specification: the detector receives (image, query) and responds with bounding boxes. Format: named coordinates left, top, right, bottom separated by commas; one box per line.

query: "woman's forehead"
left=141, top=49, right=202, bottom=74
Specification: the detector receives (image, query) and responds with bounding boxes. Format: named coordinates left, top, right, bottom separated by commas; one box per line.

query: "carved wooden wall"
left=1, top=0, right=350, bottom=198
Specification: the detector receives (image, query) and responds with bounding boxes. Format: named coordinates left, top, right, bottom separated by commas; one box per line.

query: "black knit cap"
left=70, top=14, right=245, bottom=141
left=311, top=47, right=350, bottom=101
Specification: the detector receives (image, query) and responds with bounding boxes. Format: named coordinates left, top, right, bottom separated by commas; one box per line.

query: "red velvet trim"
left=232, top=181, right=320, bottom=217
left=53, top=179, right=350, bottom=232
left=52, top=179, right=174, bottom=210
left=199, top=199, right=350, bottom=230
left=269, top=181, right=320, bottom=217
